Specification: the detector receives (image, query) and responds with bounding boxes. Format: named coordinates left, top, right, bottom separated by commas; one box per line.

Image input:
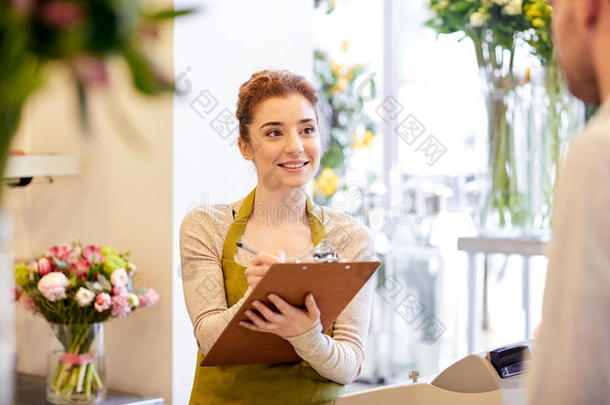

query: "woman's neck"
left=250, top=185, right=308, bottom=227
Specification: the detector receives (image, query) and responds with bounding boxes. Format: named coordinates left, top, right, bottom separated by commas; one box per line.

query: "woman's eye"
left=266, top=130, right=282, bottom=137
left=302, top=126, right=315, bottom=135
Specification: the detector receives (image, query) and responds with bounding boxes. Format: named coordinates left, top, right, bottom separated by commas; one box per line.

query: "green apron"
left=189, top=188, right=346, bottom=405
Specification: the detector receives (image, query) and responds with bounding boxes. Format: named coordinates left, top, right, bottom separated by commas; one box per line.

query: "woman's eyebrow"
left=259, top=118, right=316, bottom=129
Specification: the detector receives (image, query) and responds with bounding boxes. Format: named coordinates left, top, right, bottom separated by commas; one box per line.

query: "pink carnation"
left=83, top=245, right=104, bottom=265
left=112, top=285, right=128, bottom=296
left=37, top=258, right=51, bottom=276
left=94, top=293, right=111, bottom=312
left=70, top=259, right=90, bottom=277
left=37, top=272, right=69, bottom=302
left=20, top=294, right=39, bottom=315
left=111, top=294, right=132, bottom=318
left=49, top=245, right=71, bottom=261
left=39, top=1, right=84, bottom=28
left=137, top=289, right=160, bottom=308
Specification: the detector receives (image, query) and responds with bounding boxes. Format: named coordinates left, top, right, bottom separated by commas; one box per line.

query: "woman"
left=180, top=70, right=376, bottom=404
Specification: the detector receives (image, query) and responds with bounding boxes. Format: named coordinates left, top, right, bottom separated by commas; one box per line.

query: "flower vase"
left=47, top=323, right=106, bottom=404
left=478, top=81, right=532, bottom=235
left=525, top=61, right=583, bottom=231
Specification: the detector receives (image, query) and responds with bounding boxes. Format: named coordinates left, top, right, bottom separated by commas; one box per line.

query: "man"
left=526, top=0, right=610, bottom=404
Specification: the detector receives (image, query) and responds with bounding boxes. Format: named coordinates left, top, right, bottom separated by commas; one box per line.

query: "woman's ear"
left=238, top=137, right=253, bottom=160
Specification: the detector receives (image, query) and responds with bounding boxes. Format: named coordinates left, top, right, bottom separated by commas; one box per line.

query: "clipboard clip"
left=311, top=238, right=340, bottom=263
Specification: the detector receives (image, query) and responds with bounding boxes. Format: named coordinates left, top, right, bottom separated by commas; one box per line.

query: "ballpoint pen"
left=235, top=241, right=260, bottom=255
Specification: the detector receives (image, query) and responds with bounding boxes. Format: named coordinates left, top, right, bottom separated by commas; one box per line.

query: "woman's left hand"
left=239, top=293, right=321, bottom=338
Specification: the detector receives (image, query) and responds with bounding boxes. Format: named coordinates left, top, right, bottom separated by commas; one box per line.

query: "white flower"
left=493, top=0, right=509, bottom=5
left=75, top=287, right=95, bottom=307
left=504, top=0, right=522, bottom=15
left=110, top=268, right=128, bottom=287
left=38, top=273, right=69, bottom=302
left=469, top=12, right=486, bottom=27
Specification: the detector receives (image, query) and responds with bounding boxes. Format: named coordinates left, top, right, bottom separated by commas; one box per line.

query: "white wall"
left=172, top=1, right=313, bottom=403
left=7, top=11, right=174, bottom=400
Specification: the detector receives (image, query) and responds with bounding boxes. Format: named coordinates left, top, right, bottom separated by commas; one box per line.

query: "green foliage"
left=0, top=1, right=194, bottom=193
left=313, top=49, right=377, bottom=177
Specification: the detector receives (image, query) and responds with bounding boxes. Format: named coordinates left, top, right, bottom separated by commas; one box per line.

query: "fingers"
left=246, top=276, right=263, bottom=289
left=243, top=309, right=276, bottom=330
left=252, top=300, right=283, bottom=323
left=267, top=294, right=297, bottom=316
left=304, top=293, right=320, bottom=320
left=244, top=264, right=267, bottom=279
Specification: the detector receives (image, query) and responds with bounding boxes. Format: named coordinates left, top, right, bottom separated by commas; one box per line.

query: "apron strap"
left=222, top=187, right=326, bottom=262
left=222, top=188, right=257, bottom=262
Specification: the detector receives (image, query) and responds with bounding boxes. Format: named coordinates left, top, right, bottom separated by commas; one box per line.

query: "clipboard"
left=200, top=260, right=381, bottom=367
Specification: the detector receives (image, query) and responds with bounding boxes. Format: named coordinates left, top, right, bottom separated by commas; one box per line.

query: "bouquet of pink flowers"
left=14, top=240, right=159, bottom=403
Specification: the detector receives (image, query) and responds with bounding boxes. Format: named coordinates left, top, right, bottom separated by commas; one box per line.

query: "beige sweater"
left=179, top=197, right=376, bottom=385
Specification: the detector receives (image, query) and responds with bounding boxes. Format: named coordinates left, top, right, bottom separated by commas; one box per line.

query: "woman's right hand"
left=244, top=250, right=285, bottom=290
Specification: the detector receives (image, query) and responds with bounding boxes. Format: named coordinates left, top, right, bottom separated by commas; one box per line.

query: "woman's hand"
left=244, top=250, right=285, bottom=290
left=239, top=293, right=321, bottom=338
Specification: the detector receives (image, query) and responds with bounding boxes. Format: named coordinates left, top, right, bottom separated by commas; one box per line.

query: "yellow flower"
left=329, top=60, right=343, bottom=76
left=363, top=130, right=374, bottom=147
left=316, top=168, right=340, bottom=197
left=351, top=130, right=375, bottom=149
left=344, top=69, right=354, bottom=81
left=341, top=40, right=349, bottom=53
left=351, top=132, right=364, bottom=149
left=532, top=17, right=545, bottom=28
left=330, top=77, right=348, bottom=95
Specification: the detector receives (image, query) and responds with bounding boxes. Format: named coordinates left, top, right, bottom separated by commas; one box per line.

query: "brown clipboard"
left=200, top=260, right=381, bottom=367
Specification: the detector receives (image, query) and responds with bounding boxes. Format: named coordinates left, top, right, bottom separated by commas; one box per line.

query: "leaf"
left=122, top=44, right=173, bottom=95
left=76, top=79, right=89, bottom=132
left=144, top=8, right=196, bottom=21
left=320, top=146, right=344, bottom=170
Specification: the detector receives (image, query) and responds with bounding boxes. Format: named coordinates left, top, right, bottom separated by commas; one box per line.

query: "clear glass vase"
left=525, top=62, right=584, bottom=231
left=46, top=323, right=106, bottom=404
left=478, top=82, right=532, bottom=235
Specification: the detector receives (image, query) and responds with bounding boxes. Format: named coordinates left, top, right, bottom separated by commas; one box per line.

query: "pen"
left=235, top=241, right=260, bottom=255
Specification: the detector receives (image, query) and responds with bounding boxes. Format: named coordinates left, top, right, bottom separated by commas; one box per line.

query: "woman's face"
left=240, top=93, right=321, bottom=191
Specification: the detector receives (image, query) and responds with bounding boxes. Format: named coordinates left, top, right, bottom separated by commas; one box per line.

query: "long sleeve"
left=525, top=110, right=610, bottom=404
left=285, top=224, right=376, bottom=385
left=180, top=207, right=253, bottom=355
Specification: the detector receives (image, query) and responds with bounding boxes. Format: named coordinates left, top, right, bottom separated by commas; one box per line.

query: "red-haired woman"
left=180, top=70, right=376, bottom=405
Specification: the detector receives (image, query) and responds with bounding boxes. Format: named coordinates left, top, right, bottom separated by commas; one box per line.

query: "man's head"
left=551, top=0, right=610, bottom=104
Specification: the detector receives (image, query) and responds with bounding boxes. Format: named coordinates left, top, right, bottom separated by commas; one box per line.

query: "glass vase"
left=525, top=62, right=584, bottom=231
left=46, top=323, right=106, bottom=404
left=478, top=82, right=532, bottom=235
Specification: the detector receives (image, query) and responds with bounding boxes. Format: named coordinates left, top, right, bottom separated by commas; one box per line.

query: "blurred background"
left=1, top=0, right=588, bottom=403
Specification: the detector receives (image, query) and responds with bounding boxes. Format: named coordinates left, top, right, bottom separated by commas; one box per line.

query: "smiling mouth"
left=277, top=161, right=309, bottom=169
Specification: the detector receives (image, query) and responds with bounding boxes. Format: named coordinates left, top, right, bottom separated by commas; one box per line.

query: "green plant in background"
left=312, top=48, right=377, bottom=204
left=426, top=0, right=576, bottom=232
left=314, top=0, right=337, bottom=14
left=0, top=0, right=193, bottom=197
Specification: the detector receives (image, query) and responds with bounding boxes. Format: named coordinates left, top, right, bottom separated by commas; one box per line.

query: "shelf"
left=14, top=373, right=164, bottom=405
left=4, top=154, right=80, bottom=179
left=457, top=234, right=550, bottom=256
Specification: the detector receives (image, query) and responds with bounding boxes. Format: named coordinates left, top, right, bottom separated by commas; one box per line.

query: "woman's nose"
left=284, top=131, right=304, bottom=154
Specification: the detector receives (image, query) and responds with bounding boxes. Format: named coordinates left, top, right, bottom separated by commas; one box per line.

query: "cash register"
left=335, top=341, right=532, bottom=405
